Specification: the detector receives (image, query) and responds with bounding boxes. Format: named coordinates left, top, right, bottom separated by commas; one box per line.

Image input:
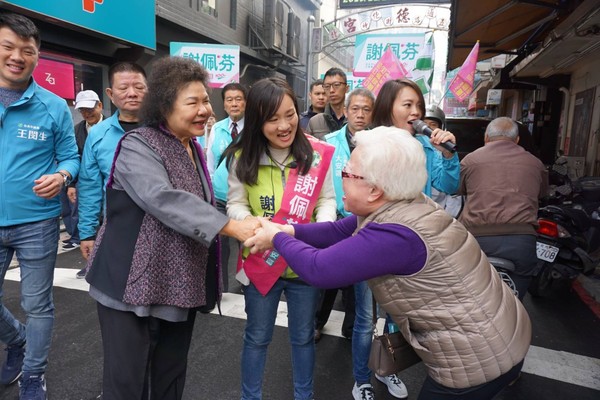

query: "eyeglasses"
left=341, top=166, right=364, bottom=180
left=78, top=108, right=96, bottom=114
left=322, top=82, right=346, bottom=91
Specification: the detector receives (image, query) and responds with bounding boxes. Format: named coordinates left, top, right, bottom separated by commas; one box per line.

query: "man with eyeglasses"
left=306, top=67, right=349, bottom=139
left=59, top=90, right=105, bottom=251
left=77, top=62, right=148, bottom=278
left=206, top=82, right=248, bottom=293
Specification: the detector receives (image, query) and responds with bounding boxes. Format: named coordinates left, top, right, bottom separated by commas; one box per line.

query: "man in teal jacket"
left=77, top=62, right=147, bottom=268
left=0, top=13, right=79, bottom=399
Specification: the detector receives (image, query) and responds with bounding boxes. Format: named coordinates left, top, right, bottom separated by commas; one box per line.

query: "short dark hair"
left=108, top=62, right=146, bottom=88
left=323, top=67, right=347, bottom=84
left=0, top=12, right=41, bottom=48
left=309, top=79, right=324, bottom=92
left=139, top=56, right=210, bottom=128
left=221, top=82, right=248, bottom=101
left=371, top=79, right=426, bottom=127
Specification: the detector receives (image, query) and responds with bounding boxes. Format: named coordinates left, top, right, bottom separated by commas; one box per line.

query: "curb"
left=574, top=274, right=600, bottom=319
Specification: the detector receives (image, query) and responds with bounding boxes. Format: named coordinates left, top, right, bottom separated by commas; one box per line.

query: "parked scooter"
left=530, top=203, right=600, bottom=297
left=487, top=256, right=519, bottom=297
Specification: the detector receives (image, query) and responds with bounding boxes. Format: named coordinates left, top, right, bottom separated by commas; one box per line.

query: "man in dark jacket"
left=306, top=67, right=348, bottom=139
left=61, top=90, right=104, bottom=251
left=300, top=79, right=327, bottom=132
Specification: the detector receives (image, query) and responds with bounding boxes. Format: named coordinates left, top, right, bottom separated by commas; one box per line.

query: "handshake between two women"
left=243, top=218, right=293, bottom=255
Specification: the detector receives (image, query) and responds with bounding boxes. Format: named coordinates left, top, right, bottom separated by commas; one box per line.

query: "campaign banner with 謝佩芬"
left=170, top=43, right=240, bottom=89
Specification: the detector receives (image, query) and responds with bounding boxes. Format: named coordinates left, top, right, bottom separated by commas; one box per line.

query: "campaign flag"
left=413, top=33, right=434, bottom=94
left=449, top=41, right=479, bottom=101
left=362, top=46, right=409, bottom=96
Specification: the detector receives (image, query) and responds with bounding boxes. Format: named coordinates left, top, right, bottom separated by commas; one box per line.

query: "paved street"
left=1, top=243, right=600, bottom=400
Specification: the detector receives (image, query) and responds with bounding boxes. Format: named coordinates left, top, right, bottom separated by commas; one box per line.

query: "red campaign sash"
left=243, top=136, right=334, bottom=295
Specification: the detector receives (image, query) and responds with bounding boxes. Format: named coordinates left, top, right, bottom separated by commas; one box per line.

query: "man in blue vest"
left=0, top=13, right=79, bottom=399
left=77, top=62, right=147, bottom=275
left=206, top=82, right=248, bottom=292
left=206, top=82, right=247, bottom=177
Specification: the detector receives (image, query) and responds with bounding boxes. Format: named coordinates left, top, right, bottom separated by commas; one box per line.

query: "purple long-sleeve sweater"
left=272, top=215, right=428, bottom=289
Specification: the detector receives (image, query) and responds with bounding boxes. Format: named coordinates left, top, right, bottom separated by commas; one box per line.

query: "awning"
left=511, top=1, right=600, bottom=78
left=447, top=0, right=576, bottom=71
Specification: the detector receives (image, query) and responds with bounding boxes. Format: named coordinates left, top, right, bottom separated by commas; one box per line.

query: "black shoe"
left=76, top=267, right=87, bottom=279
left=18, top=372, right=48, bottom=400
left=62, top=242, right=80, bottom=250
left=0, top=342, right=25, bottom=385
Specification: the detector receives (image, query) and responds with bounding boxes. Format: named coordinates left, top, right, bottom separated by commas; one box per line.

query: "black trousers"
left=97, top=303, right=197, bottom=400
left=315, top=286, right=355, bottom=337
left=216, top=200, right=240, bottom=293
left=418, top=359, right=524, bottom=400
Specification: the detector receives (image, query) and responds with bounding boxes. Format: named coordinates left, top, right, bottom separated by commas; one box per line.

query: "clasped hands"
left=242, top=217, right=293, bottom=254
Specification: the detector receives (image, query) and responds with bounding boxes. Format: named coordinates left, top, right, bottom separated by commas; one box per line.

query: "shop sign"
left=487, top=89, right=503, bottom=105
left=3, top=0, right=155, bottom=49
left=32, top=58, right=75, bottom=100
left=170, top=43, right=240, bottom=89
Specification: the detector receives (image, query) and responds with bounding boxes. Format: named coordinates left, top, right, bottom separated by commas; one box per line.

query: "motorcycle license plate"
left=536, top=242, right=559, bottom=262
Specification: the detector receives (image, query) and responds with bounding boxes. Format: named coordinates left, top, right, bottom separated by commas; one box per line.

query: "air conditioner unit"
left=265, top=0, right=284, bottom=50
left=286, top=14, right=301, bottom=60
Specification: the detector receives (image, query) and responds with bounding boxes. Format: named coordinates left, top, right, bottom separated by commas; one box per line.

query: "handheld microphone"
left=410, top=120, right=456, bottom=154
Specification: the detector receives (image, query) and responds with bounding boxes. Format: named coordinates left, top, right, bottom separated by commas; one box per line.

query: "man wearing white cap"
left=60, top=90, right=105, bottom=253
left=73, top=90, right=104, bottom=156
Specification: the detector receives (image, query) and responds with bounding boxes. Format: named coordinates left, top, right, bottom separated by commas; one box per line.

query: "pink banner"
left=32, top=58, right=75, bottom=100
left=361, top=46, right=409, bottom=96
left=449, top=41, right=479, bottom=102
left=242, top=136, right=335, bottom=296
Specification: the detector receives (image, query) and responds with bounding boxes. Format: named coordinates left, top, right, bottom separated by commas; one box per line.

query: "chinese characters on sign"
left=353, top=33, right=426, bottom=76
left=259, top=195, right=275, bottom=218
left=170, top=43, right=240, bottom=88
left=287, top=174, right=320, bottom=222
left=326, top=4, right=449, bottom=39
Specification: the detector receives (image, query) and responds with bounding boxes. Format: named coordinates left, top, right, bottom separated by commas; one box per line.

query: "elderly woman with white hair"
left=244, top=126, right=531, bottom=400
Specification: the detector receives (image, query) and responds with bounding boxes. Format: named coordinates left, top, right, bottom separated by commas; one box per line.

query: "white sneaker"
left=375, top=374, right=408, bottom=399
left=352, top=383, right=375, bottom=400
